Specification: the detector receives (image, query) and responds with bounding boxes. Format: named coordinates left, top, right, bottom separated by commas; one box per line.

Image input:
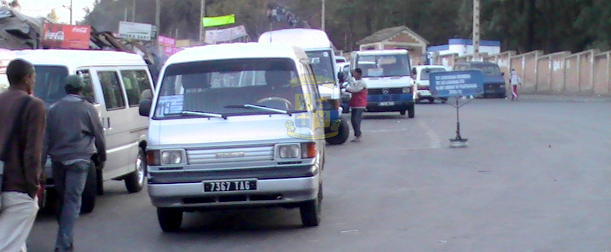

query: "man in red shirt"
left=344, top=68, right=368, bottom=142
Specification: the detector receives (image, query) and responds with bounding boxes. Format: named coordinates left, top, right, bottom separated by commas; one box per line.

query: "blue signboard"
left=429, top=70, right=484, bottom=97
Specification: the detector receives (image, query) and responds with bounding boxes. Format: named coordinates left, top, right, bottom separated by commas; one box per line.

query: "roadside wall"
left=431, top=48, right=611, bottom=96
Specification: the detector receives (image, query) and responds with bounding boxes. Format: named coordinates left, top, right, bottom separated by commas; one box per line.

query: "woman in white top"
left=510, top=69, right=521, bottom=101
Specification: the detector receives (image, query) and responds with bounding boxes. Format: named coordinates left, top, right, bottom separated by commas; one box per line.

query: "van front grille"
left=186, top=146, right=274, bottom=165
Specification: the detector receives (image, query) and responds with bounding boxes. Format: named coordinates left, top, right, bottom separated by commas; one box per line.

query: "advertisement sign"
left=204, top=25, right=247, bottom=44
left=42, top=23, right=91, bottom=49
left=202, top=14, right=236, bottom=27
left=163, top=46, right=184, bottom=56
left=118, top=21, right=153, bottom=41
left=429, top=70, right=484, bottom=97
left=158, top=36, right=175, bottom=47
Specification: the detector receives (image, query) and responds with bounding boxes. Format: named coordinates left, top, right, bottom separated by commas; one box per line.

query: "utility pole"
left=63, top=0, right=73, bottom=25
left=199, top=0, right=206, bottom=44
left=132, top=0, right=136, bottom=22
left=69, top=0, right=73, bottom=25
left=472, top=0, right=480, bottom=60
left=321, top=0, right=326, bottom=31
left=155, top=0, right=161, bottom=56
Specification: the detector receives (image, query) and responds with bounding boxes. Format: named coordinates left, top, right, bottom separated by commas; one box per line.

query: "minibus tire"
left=125, top=148, right=146, bottom=193
left=408, top=104, right=415, bottom=118
left=326, top=118, right=349, bottom=145
left=157, top=208, right=183, bottom=232
left=300, top=183, right=322, bottom=227
left=81, top=165, right=97, bottom=214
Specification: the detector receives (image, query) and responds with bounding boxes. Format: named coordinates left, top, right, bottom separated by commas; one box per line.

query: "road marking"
left=418, top=120, right=442, bottom=149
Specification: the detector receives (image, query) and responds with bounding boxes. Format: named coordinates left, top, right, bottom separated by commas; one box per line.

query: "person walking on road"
left=510, top=69, right=522, bottom=101
left=43, top=75, right=106, bottom=252
left=344, top=68, right=368, bottom=142
left=0, top=59, right=47, bottom=252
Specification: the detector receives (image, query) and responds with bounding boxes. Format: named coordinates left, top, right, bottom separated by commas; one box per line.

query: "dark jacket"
left=43, top=94, right=106, bottom=164
left=0, top=89, right=46, bottom=198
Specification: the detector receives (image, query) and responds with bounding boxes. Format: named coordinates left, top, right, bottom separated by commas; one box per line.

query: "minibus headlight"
left=160, top=150, right=183, bottom=165
left=278, top=144, right=300, bottom=159
left=402, top=87, right=411, bottom=93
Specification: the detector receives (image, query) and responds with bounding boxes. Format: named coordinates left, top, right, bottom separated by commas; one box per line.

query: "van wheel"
left=408, top=104, right=415, bottom=118
left=125, top=148, right=146, bottom=193
left=96, top=169, right=104, bottom=195
left=81, top=164, right=97, bottom=214
left=300, top=183, right=322, bottom=227
left=325, top=118, right=350, bottom=145
left=157, top=208, right=183, bottom=232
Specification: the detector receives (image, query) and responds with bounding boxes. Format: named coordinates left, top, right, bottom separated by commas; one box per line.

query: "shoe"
left=54, top=243, right=73, bottom=252
left=350, top=136, right=361, bottom=142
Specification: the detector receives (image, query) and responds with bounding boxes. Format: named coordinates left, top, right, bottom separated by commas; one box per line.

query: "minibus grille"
left=186, top=146, right=274, bottom=164
left=368, top=88, right=404, bottom=95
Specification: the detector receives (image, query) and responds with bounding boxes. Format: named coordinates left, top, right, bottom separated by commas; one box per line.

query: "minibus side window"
left=120, top=69, right=153, bottom=107
left=76, top=69, right=96, bottom=103
left=98, top=71, right=126, bottom=110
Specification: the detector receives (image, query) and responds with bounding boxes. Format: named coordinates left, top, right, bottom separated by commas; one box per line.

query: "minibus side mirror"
left=139, top=99, right=152, bottom=117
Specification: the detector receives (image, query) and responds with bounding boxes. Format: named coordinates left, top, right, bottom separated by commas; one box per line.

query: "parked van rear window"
left=154, top=58, right=306, bottom=119
left=420, top=68, right=447, bottom=80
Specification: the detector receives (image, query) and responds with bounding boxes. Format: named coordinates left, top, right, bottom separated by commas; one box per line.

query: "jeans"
left=351, top=108, right=364, bottom=137
left=0, top=192, right=39, bottom=252
left=52, top=161, right=90, bottom=251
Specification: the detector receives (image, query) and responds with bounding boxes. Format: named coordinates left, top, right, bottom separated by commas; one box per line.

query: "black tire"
left=125, top=148, right=146, bottom=193
left=81, top=164, right=97, bottom=214
left=400, top=110, right=406, bottom=116
left=300, top=184, right=322, bottom=227
left=325, top=118, right=350, bottom=145
left=408, top=104, right=415, bottom=118
left=440, top=98, right=448, bottom=104
left=157, top=208, right=183, bottom=232
left=428, top=98, right=435, bottom=104
left=96, top=169, right=104, bottom=195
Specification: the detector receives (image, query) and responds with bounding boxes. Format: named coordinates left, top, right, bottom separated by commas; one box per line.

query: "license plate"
left=379, top=101, right=395, bottom=106
left=204, top=180, right=257, bottom=192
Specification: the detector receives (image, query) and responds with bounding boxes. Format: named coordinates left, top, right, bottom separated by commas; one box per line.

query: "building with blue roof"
left=427, top=39, right=501, bottom=58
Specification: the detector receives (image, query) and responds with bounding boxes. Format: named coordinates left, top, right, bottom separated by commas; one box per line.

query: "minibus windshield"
left=154, top=58, right=309, bottom=119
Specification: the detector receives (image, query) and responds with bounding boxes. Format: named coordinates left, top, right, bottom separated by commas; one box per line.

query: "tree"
left=47, top=9, right=59, bottom=22
left=80, top=0, right=611, bottom=53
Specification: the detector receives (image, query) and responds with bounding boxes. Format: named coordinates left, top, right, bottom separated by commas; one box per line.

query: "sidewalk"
left=511, top=94, right=611, bottom=103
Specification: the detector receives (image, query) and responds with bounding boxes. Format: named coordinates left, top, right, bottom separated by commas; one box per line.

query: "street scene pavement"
left=27, top=96, right=611, bottom=252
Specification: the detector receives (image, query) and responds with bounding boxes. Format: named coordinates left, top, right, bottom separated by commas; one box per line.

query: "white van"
left=138, top=43, right=326, bottom=231
left=258, top=29, right=350, bottom=145
left=412, top=65, right=448, bottom=104
left=351, top=49, right=416, bottom=117
left=16, top=49, right=154, bottom=213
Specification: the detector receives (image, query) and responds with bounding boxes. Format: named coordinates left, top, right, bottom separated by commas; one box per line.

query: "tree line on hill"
left=81, top=0, right=611, bottom=54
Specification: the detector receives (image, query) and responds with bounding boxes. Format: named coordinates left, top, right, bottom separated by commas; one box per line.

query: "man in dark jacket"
left=0, top=59, right=46, bottom=252
left=43, top=75, right=106, bottom=252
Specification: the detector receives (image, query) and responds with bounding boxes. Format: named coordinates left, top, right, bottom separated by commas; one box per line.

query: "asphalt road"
left=27, top=96, right=611, bottom=252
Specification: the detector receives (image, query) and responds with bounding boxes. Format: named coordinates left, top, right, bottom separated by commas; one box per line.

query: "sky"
left=19, top=0, right=96, bottom=24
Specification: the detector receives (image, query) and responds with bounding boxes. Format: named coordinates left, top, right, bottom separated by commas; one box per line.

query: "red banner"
left=42, top=23, right=91, bottom=49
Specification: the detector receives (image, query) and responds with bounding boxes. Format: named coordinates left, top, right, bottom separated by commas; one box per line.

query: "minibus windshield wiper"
left=165, top=110, right=228, bottom=119
left=225, top=104, right=292, bottom=116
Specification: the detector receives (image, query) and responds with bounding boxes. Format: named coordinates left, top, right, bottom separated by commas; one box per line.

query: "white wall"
left=447, top=44, right=500, bottom=57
